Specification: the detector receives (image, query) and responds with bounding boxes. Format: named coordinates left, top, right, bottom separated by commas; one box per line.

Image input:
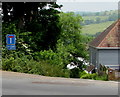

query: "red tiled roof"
left=89, top=19, right=120, bottom=47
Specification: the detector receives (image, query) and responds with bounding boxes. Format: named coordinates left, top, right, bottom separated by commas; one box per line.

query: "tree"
left=108, top=14, right=118, bottom=21
left=2, top=2, right=62, bottom=51
left=96, top=17, right=101, bottom=23
left=57, top=12, right=88, bottom=62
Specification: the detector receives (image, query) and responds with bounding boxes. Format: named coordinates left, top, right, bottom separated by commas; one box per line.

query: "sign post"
left=6, top=34, right=16, bottom=50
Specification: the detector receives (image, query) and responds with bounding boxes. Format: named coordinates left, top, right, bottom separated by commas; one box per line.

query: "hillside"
left=81, top=21, right=114, bottom=35
left=76, top=10, right=118, bottom=36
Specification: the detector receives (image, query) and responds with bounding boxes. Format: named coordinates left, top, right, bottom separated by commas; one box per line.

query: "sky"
left=57, top=0, right=119, bottom=12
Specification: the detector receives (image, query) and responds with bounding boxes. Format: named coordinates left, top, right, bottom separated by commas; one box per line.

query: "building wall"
left=89, top=47, right=120, bottom=69
left=89, top=47, right=99, bottom=67
left=119, top=49, right=120, bottom=65
left=98, top=49, right=119, bottom=65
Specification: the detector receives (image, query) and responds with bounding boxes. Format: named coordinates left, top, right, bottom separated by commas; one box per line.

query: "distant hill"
left=75, top=10, right=118, bottom=17
left=74, top=10, right=118, bottom=36
left=79, top=10, right=117, bottom=25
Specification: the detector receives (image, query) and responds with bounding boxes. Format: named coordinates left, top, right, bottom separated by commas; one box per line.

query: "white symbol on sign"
left=10, top=38, right=12, bottom=44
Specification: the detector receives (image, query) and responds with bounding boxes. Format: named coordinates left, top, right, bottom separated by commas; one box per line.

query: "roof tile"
left=89, top=19, right=120, bottom=47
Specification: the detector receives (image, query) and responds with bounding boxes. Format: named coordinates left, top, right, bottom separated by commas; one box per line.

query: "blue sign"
left=6, top=34, right=16, bottom=45
left=6, top=34, right=16, bottom=50
left=6, top=45, right=16, bottom=50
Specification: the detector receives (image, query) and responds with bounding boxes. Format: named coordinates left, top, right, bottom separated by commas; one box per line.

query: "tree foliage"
left=2, top=3, right=92, bottom=78
left=57, top=12, right=88, bottom=59
left=2, top=2, right=62, bottom=51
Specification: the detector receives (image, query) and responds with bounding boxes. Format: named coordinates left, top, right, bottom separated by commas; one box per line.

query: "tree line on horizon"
left=75, top=10, right=118, bottom=25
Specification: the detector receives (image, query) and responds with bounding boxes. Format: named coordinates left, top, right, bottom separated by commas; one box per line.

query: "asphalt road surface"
left=0, top=70, right=119, bottom=95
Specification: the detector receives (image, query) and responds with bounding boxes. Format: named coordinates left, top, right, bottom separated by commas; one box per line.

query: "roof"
left=89, top=19, right=120, bottom=48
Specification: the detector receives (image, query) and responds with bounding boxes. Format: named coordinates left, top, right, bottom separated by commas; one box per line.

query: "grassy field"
left=81, top=21, right=114, bottom=35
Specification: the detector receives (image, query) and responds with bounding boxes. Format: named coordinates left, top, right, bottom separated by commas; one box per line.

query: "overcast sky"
left=57, top=1, right=119, bottom=12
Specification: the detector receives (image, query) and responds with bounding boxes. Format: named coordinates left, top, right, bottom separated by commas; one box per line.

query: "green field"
left=81, top=21, right=114, bottom=35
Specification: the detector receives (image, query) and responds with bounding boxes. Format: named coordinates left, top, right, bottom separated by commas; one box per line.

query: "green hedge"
left=80, top=73, right=108, bottom=81
left=2, top=55, right=70, bottom=78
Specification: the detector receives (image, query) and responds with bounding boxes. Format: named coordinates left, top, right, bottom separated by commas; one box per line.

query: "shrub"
left=80, top=73, right=108, bottom=81
left=81, top=73, right=97, bottom=79
left=79, top=70, right=87, bottom=78
left=2, top=53, right=108, bottom=81
left=95, top=74, right=108, bottom=81
left=33, top=49, right=70, bottom=69
left=2, top=55, right=70, bottom=78
left=2, top=57, right=15, bottom=71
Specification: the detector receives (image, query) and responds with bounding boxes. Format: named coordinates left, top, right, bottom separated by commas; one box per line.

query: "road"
left=0, top=70, right=119, bottom=95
